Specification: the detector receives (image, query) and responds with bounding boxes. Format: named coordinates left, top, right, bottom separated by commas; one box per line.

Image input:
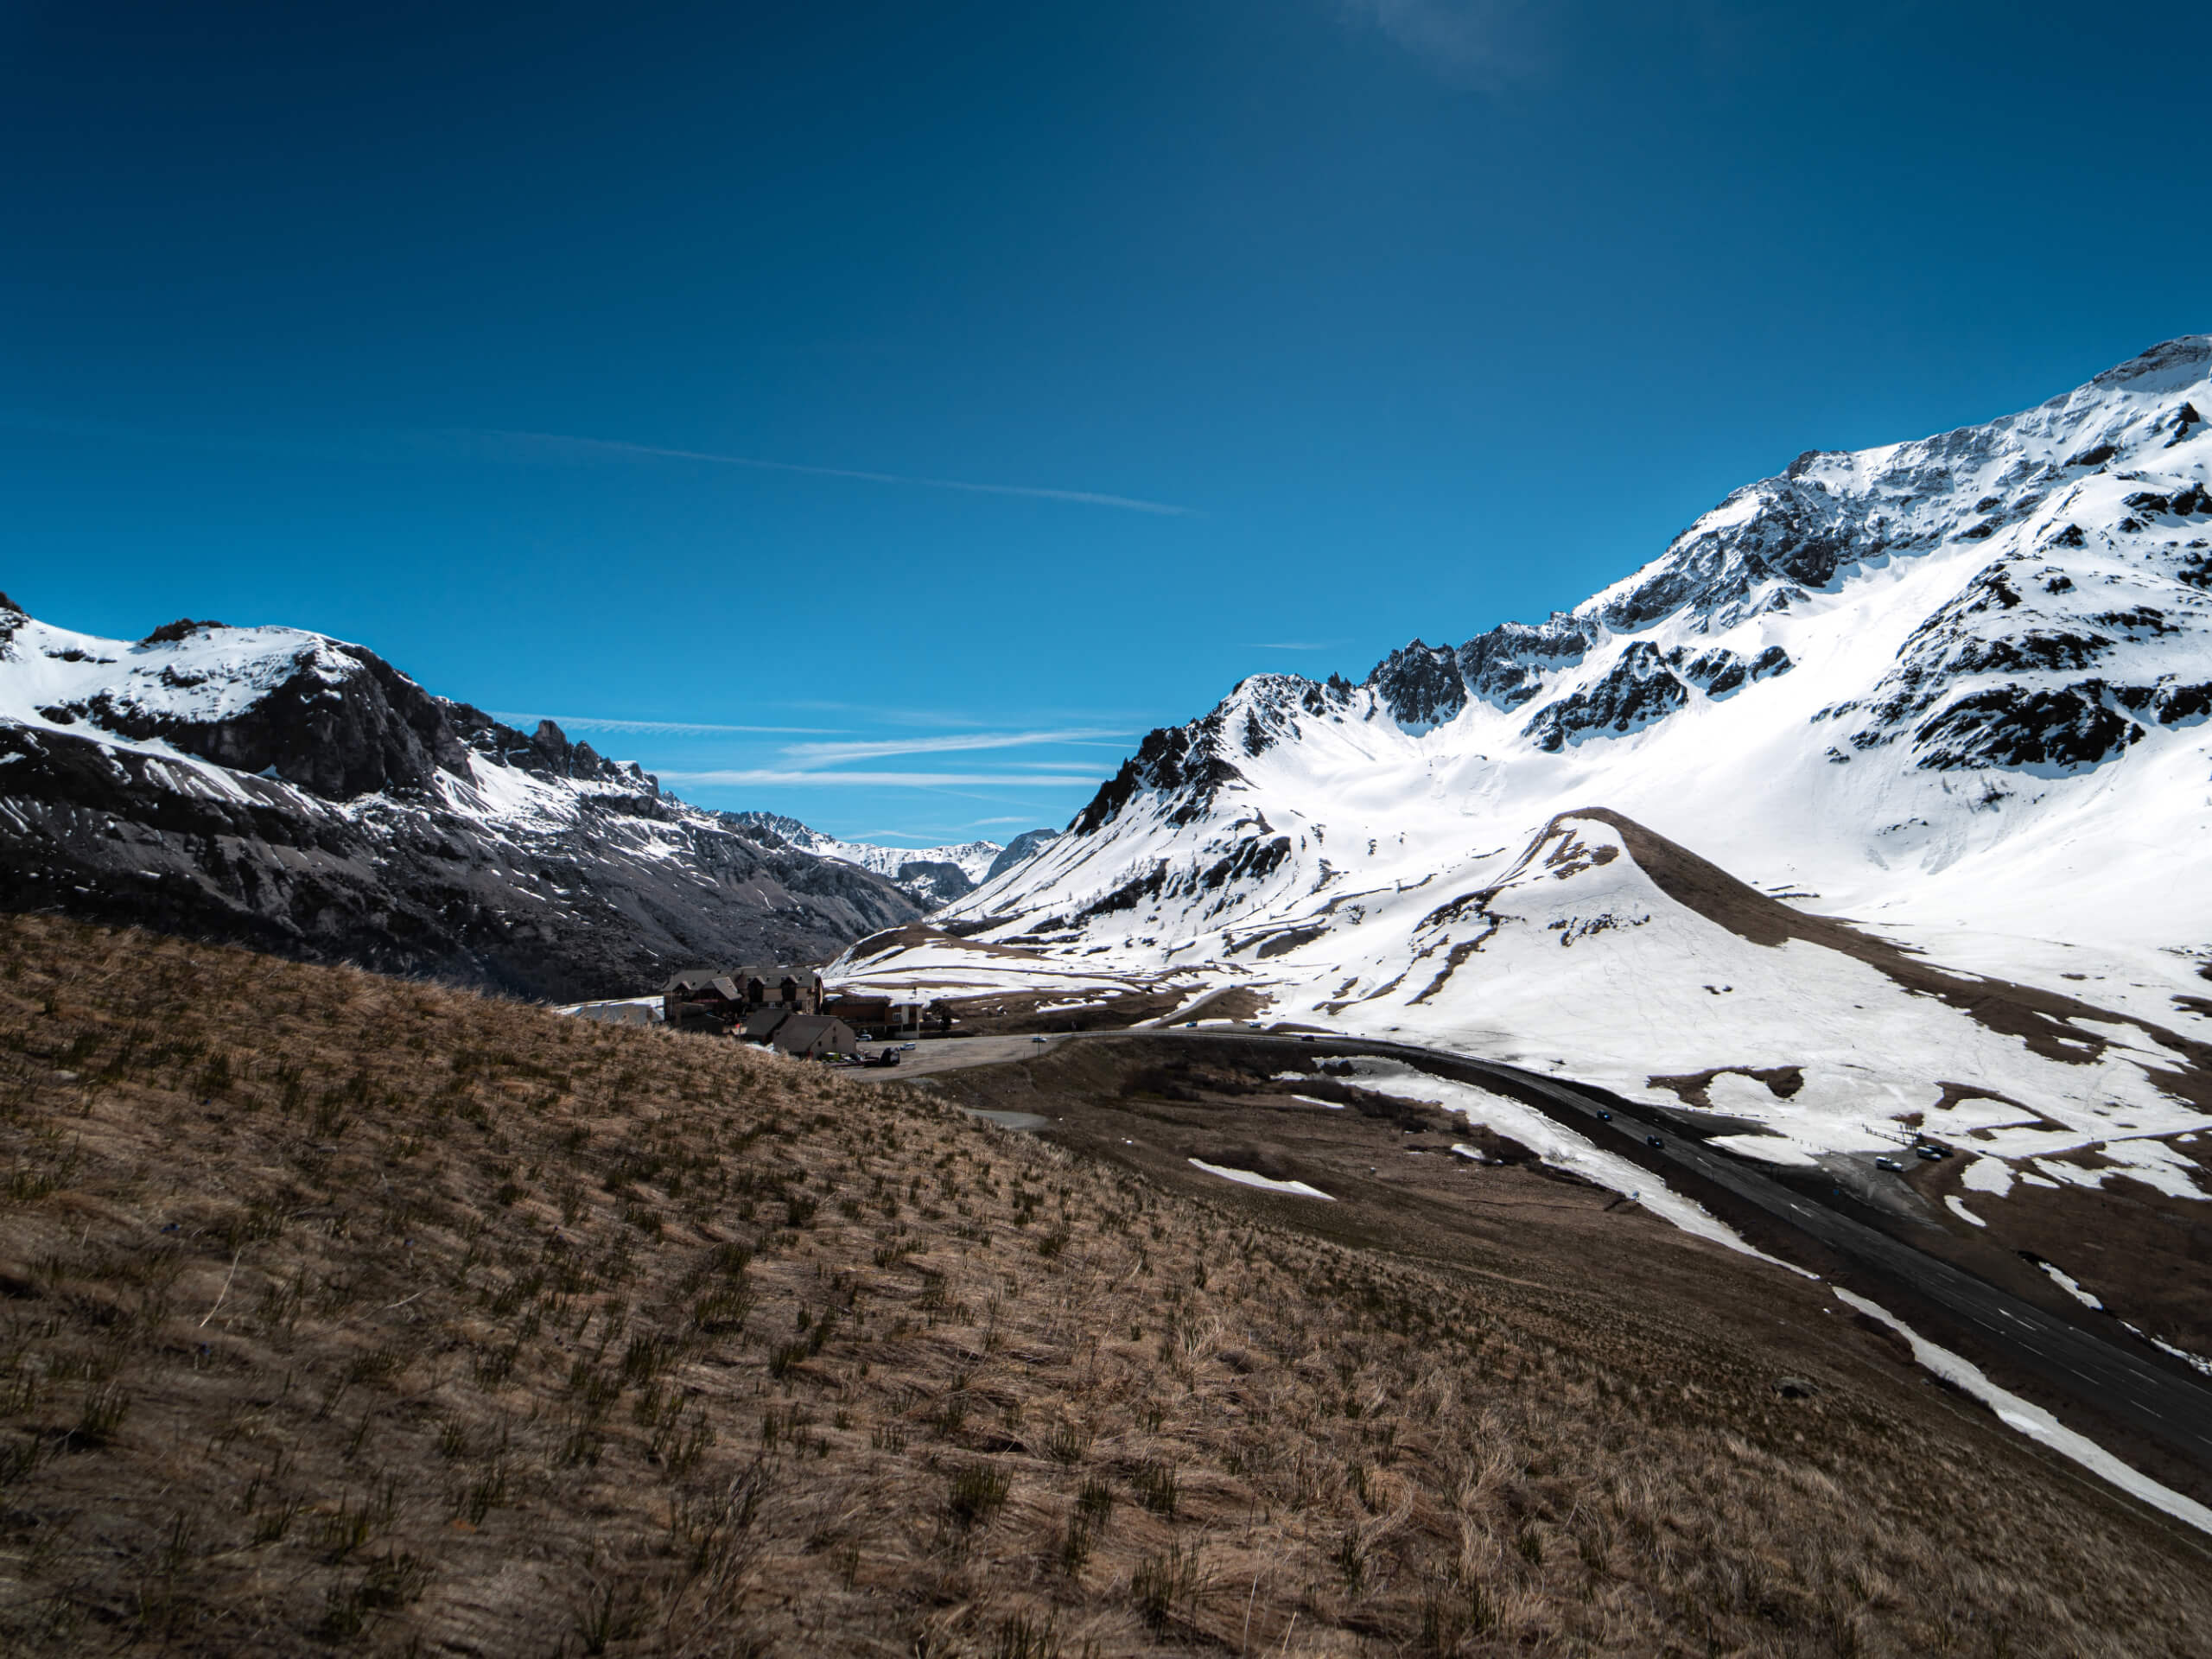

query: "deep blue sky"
left=5, top=1, right=2207, bottom=844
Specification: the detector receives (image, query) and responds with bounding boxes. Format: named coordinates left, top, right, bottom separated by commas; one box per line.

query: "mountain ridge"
left=0, top=600, right=924, bottom=997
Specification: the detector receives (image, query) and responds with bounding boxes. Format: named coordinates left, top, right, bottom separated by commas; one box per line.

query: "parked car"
left=1914, top=1144, right=1951, bottom=1161
left=1644, top=1135, right=1665, bottom=1149
left=1874, top=1155, right=1904, bottom=1172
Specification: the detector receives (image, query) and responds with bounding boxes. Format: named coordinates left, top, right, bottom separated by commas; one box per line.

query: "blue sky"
left=4, top=0, right=2207, bottom=846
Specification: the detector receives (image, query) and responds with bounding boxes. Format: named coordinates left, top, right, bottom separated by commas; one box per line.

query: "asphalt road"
left=909, top=1025, right=2212, bottom=1480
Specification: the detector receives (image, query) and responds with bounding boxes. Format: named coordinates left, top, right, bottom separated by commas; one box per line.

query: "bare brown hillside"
left=0, top=914, right=2205, bottom=1656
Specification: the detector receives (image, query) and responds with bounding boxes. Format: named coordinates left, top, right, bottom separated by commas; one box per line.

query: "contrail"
left=474, top=430, right=1196, bottom=517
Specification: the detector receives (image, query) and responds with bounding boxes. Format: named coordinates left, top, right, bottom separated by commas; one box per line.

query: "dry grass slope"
left=0, top=914, right=2202, bottom=1656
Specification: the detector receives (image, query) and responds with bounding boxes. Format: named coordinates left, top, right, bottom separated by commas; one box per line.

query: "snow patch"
left=1187, top=1159, right=1334, bottom=1200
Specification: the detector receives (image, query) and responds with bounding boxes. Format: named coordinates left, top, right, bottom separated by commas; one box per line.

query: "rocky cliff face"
left=0, top=604, right=921, bottom=998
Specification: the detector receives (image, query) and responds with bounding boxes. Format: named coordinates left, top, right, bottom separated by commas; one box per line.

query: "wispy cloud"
left=658, top=770, right=1104, bottom=789
left=780, top=728, right=1125, bottom=765
left=467, top=430, right=1196, bottom=518
left=1342, top=0, right=1548, bottom=86
left=494, top=712, right=842, bottom=736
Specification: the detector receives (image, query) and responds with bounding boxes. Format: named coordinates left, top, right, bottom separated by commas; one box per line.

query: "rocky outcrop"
left=1366, top=641, right=1466, bottom=729
left=1522, top=643, right=1692, bottom=752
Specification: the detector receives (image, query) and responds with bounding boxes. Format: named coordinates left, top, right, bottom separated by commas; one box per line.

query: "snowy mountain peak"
left=936, top=337, right=2212, bottom=1069
left=1051, top=334, right=2209, bottom=853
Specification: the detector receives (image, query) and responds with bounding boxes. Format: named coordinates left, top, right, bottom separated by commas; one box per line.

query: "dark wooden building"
left=660, top=965, right=823, bottom=1025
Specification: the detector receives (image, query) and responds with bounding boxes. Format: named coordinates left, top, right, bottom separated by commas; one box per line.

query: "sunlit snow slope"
left=851, top=337, right=2212, bottom=1187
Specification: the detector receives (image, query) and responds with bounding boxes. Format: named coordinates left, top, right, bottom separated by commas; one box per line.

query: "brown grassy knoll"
left=0, top=914, right=2204, bottom=1656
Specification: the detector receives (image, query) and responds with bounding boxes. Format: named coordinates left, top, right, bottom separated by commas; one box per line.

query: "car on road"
left=1644, top=1135, right=1664, bottom=1149
left=1595, top=1109, right=1611, bottom=1122
left=1184, top=1020, right=1199, bottom=1028
left=1874, top=1155, right=1904, bottom=1172
left=1030, top=1034, right=1048, bottom=1045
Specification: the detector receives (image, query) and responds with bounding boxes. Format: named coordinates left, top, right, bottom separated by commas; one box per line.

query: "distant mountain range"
left=725, top=813, right=1058, bottom=909
left=0, top=606, right=1007, bottom=998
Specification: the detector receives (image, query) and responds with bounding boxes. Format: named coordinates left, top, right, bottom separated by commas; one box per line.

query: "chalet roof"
left=740, top=1006, right=794, bottom=1039
left=664, top=964, right=817, bottom=989
left=660, top=967, right=728, bottom=995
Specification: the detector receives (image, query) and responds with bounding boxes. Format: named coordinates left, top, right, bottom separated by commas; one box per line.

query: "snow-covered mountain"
left=722, top=813, right=1056, bottom=908
left=0, top=603, right=923, bottom=997
left=855, top=337, right=2212, bottom=1190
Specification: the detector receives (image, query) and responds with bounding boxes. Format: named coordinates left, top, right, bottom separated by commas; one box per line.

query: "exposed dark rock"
left=1196, top=836, right=1292, bottom=893
left=1366, top=641, right=1467, bottom=728
left=1455, top=613, right=1595, bottom=709
left=2137, top=682, right=2212, bottom=727
left=139, top=619, right=229, bottom=645
left=1942, top=631, right=2109, bottom=676
left=1913, top=686, right=2144, bottom=772
left=48, top=641, right=472, bottom=801
left=1072, top=713, right=1249, bottom=834
left=1787, top=450, right=1847, bottom=479
left=1522, top=643, right=1690, bottom=753
left=1069, top=862, right=1169, bottom=923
